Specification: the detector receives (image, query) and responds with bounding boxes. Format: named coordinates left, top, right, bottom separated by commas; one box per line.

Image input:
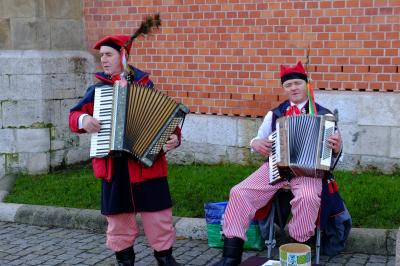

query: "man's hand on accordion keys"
left=83, top=115, right=101, bottom=133
left=251, top=138, right=273, bottom=157
left=327, top=133, right=342, bottom=154
left=164, top=134, right=180, bottom=152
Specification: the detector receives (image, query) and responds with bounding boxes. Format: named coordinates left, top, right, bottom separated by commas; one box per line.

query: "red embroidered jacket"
left=69, top=67, right=181, bottom=183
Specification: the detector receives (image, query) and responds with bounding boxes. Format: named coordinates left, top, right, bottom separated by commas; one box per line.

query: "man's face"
left=99, top=46, right=121, bottom=76
left=282, top=78, right=308, bottom=104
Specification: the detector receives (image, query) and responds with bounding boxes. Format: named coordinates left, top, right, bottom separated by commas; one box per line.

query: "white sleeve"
left=78, top=114, right=89, bottom=129
left=249, top=111, right=273, bottom=149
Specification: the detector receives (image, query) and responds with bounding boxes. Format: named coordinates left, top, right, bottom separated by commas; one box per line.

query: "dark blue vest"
left=270, top=100, right=332, bottom=131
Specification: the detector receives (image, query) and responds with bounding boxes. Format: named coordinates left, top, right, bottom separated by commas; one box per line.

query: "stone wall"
left=168, top=91, right=400, bottom=173
left=0, top=0, right=93, bottom=178
left=0, top=0, right=84, bottom=50
left=0, top=50, right=93, bottom=177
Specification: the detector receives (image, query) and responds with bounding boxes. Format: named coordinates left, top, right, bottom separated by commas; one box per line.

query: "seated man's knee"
left=298, top=191, right=320, bottom=206
left=229, top=185, right=244, bottom=200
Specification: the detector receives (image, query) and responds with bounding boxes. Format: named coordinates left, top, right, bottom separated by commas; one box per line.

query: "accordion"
left=268, top=114, right=336, bottom=184
left=90, top=81, right=189, bottom=167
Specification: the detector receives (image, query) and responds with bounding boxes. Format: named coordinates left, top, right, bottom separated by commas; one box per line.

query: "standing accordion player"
left=90, top=81, right=189, bottom=167
left=268, top=114, right=337, bottom=184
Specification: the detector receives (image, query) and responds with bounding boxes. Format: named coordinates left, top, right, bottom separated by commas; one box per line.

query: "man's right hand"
left=82, top=116, right=101, bottom=133
left=251, top=138, right=273, bottom=157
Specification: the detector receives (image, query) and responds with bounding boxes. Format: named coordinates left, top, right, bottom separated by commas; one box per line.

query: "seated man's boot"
left=115, top=246, right=135, bottom=266
left=212, top=237, right=244, bottom=266
left=154, top=247, right=181, bottom=266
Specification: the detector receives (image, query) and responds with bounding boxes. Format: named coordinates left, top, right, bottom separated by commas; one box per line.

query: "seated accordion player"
left=268, top=114, right=336, bottom=184
left=90, top=81, right=189, bottom=167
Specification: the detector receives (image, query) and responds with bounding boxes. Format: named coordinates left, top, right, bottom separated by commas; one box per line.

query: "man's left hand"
left=165, top=134, right=180, bottom=152
left=328, top=133, right=342, bottom=154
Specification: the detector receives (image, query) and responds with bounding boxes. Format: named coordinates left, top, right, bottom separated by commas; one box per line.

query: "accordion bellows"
left=90, top=81, right=189, bottom=167
left=268, top=114, right=336, bottom=184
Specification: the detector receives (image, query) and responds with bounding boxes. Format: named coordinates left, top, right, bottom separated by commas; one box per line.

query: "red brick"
left=383, top=83, right=397, bottom=90
left=84, top=0, right=399, bottom=111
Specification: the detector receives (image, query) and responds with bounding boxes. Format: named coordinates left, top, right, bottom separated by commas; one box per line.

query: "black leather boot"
left=115, top=246, right=135, bottom=266
left=212, top=237, right=244, bottom=266
left=154, top=247, right=181, bottom=266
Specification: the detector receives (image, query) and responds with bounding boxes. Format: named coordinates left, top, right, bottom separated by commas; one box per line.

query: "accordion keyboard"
left=90, top=86, right=114, bottom=157
left=320, top=119, right=335, bottom=167
left=268, top=131, right=281, bottom=184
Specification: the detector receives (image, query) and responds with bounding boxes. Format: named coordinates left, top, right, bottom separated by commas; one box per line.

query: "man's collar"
left=290, top=99, right=308, bottom=110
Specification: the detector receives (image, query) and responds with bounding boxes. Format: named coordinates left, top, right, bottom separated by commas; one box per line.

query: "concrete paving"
left=0, top=221, right=396, bottom=266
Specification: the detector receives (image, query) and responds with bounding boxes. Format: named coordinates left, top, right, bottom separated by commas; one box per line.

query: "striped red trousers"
left=222, top=162, right=322, bottom=242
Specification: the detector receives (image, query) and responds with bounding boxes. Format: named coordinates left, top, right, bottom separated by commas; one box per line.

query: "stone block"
left=389, top=127, right=400, bottom=158
left=359, top=93, right=400, bottom=127
left=67, top=54, right=95, bottom=74
left=16, top=128, right=50, bottom=153
left=226, top=146, right=251, bottom=164
left=35, top=0, right=46, bottom=17
left=358, top=125, right=390, bottom=157
left=166, top=142, right=195, bottom=165
left=181, top=114, right=208, bottom=143
left=193, top=143, right=227, bottom=164
left=18, top=152, right=50, bottom=174
left=360, top=155, right=399, bottom=174
left=50, top=19, right=85, bottom=50
left=0, top=154, right=5, bottom=177
left=40, top=56, right=69, bottom=74
left=0, top=74, right=9, bottom=92
left=2, top=0, right=36, bottom=17
left=175, top=218, right=207, bottom=240
left=75, top=73, right=95, bottom=96
left=396, top=229, right=400, bottom=266
left=0, top=18, right=11, bottom=49
left=0, top=129, right=16, bottom=153
left=47, top=73, right=79, bottom=99
left=45, top=0, right=82, bottom=19
left=50, top=149, right=65, bottom=168
left=51, top=140, right=65, bottom=150
left=2, top=100, right=51, bottom=127
left=0, top=102, right=2, bottom=128
left=387, top=229, right=397, bottom=256
left=78, top=134, right=90, bottom=148
left=60, top=99, right=78, bottom=127
left=315, top=91, right=360, bottom=124
left=0, top=51, right=43, bottom=75
left=8, top=75, right=46, bottom=100
left=5, top=153, right=19, bottom=173
left=206, top=115, right=237, bottom=146
left=345, top=228, right=388, bottom=255
left=47, top=100, right=62, bottom=127
left=336, top=154, right=361, bottom=171
left=237, top=118, right=258, bottom=147
left=0, top=202, right=22, bottom=222
left=339, top=124, right=362, bottom=155
left=66, top=146, right=90, bottom=164
left=11, top=18, right=51, bottom=49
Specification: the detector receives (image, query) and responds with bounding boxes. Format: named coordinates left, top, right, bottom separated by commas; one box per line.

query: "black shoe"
left=154, top=247, right=181, bottom=266
left=212, top=237, right=244, bottom=266
left=115, top=246, right=135, bottom=266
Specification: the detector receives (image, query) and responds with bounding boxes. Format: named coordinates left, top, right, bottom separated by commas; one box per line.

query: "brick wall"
left=84, top=0, right=400, bottom=117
